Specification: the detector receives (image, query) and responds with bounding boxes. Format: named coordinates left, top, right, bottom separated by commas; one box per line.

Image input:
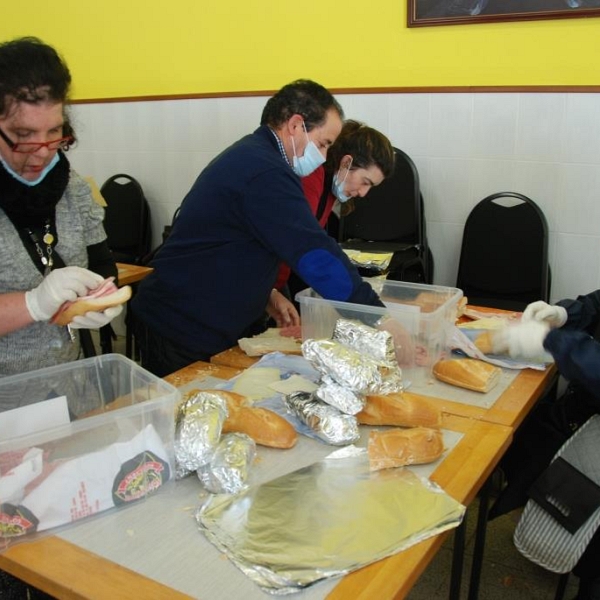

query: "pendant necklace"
left=25, top=220, right=55, bottom=276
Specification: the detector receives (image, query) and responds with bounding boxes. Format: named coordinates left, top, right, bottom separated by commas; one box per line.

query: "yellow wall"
left=2, top=1, right=599, bottom=100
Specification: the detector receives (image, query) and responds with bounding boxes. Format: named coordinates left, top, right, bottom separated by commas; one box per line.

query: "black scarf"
left=0, top=151, right=70, bottom=229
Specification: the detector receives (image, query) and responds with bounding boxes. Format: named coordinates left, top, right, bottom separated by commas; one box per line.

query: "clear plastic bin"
left=296, top=280, right=463, bottom=388
left=0, top=353, right=179, bottom=548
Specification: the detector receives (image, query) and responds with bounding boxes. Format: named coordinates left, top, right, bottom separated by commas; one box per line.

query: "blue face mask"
left=0, top=152, right=60, bottom=187
left=332, top=159, right=352, bottom=203
left=291, top=121, right=325, bottom=177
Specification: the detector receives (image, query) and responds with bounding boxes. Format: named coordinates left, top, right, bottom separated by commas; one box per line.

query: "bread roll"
left=474, top=331, right=494, bottom=354
left=222, top=406, right=298, bottom=449
left=368, top=427, right=444, bottom=471
left=433, top=358, right=500, bottom=393
left=51, top=285, right=132, bottom=326
left=357, top=391, right=442, bottom=428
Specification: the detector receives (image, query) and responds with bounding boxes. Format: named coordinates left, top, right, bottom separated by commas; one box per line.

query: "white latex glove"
left=376, top=316, right=415, bottom=366
left=491, top=320, right=550, bottom=359
left=522, top=300, right=567, bottom=329
left=69, top=305, right=124, bottom=330
left=25, top=267, right=104, bottom=322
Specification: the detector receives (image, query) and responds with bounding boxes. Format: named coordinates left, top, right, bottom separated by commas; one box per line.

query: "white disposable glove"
left=522, top=300, right=567, bottom=329
left=25, top=267, right=104, bottom=322
left=491, top=320, right=550, bottom=359
left=69, top=305, right=124, bottom=330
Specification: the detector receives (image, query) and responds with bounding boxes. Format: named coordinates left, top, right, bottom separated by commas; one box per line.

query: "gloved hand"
left=69, top=305, right=124, bottom=330
left=522, top=300, right=567, bottom=329
left=376, top=316, right=415, bottom=366
left=25, top=267, right=104, bottom=322
left=491, top=320, right=550, bottom=359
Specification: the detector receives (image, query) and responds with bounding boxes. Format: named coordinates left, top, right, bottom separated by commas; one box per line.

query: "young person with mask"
left=0, top=37, right=122, bottom=378
left=276, top=119, right=395, bottom=302
left=133, top=80, right=413, bottom=377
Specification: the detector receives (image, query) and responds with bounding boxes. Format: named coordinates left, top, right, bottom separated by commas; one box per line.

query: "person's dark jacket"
left=132, top=125, right=382, bottom=358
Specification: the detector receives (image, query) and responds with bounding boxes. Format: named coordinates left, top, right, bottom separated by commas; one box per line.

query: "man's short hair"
left=260, top=79, right=344, bottom=131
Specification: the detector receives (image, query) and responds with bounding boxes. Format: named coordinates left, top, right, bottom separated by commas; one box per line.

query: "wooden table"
left=0, top=360, right=512, bottom=600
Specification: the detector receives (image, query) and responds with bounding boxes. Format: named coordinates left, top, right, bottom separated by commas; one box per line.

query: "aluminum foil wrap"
left=333, top=317, right=397, bottom=366
left=174, top=390, right=227, bottom=479
left=301, top=338, right=403, bottom=395
left=196, top=448, right=465, bottom=595
left=284, top=391, right=359, bottom=445
left=197, top=433, right=256, bottom=495
left=315, top=375, right=366, bottom=415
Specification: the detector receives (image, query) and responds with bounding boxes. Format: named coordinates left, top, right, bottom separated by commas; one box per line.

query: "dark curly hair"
left=0, top=37, right=75, bottom=145
left=325, top=119, right=395, bottom=179
left=260, top=79, right=344, bottom=131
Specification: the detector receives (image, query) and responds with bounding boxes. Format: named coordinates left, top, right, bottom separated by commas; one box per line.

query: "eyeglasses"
left=0, top=126, right=73, bottom=154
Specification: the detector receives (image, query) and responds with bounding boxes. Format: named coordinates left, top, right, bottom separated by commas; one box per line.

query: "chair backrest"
left=337, top=147, right=433, bottom=283
left=338, top=147, right=422, bottom=245
left=456, top=192, right=550, bottom=311
left=100, top=174, right=152, bottom=264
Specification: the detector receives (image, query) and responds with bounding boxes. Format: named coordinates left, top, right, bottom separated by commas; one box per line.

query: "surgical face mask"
left=332, top=159, right=352, bottom=203
left=0, top=152, right=60, bottom=187
left=290, top=121, right=325, bottom=177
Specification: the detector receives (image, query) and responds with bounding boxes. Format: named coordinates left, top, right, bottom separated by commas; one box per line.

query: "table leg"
left=449, top=516, right=466, bottom=599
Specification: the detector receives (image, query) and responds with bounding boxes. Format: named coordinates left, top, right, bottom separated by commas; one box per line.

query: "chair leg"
left=554, top=573, right=569, bottom=600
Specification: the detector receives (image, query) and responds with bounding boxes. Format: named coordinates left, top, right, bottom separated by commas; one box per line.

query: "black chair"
left=100, top=174, right=152, bottom=265
left=456, top=192, right=550, bottom=311
left=337, top=147, right=433, bottom=284
left=99, top=174, right=152, bottom=355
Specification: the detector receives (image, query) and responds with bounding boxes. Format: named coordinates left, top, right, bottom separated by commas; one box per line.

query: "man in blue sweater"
left=132, top=79, right=396, bottom=377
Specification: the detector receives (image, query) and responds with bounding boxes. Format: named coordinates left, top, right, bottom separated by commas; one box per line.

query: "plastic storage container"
left=296, top=280, right=463, bottom=388
left=0, top=353, right=179, bottom=548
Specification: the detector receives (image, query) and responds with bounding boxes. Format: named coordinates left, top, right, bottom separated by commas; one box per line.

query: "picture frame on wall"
left=408, top=0, right=600, bottom=27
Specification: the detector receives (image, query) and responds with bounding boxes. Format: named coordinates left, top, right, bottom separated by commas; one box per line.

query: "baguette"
left=196, top=388, right=298, bottom=449
left=368, top=427, right=444, bottom=471
left=433, top=358, right=501, bottom=393
left=222, top=406, right=298, bottom=449
left=357, top=391, right=442, bottom=428
left=51, top=284, right=132, bottom=326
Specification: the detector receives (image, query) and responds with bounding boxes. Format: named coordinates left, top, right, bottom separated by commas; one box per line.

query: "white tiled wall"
left=68, top=92, right=600, bottom=304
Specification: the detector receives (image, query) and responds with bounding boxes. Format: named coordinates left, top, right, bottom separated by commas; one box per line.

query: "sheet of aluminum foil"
left=174, top=390, right=227, bottom=479
left=285, top=391, right=360, bottom=446
left=315, top=375, right=366, bottom=415
left=333, top=318, right=397, bottom=366
left=196, top=433, right=256, bottom=494
left=302, top=338, right=403, bottom=395
left=196, top=447, right=465, bottom=595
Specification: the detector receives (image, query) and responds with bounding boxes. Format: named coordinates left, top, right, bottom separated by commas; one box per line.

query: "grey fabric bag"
left=514, top=415, right=600, bottom=573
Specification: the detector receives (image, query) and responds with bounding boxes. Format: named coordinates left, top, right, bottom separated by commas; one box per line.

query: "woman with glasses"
left=0, top=37, right=121, bottom=378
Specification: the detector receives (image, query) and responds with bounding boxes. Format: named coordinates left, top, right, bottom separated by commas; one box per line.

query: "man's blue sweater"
left=132, top=125, right=383, bottom=357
